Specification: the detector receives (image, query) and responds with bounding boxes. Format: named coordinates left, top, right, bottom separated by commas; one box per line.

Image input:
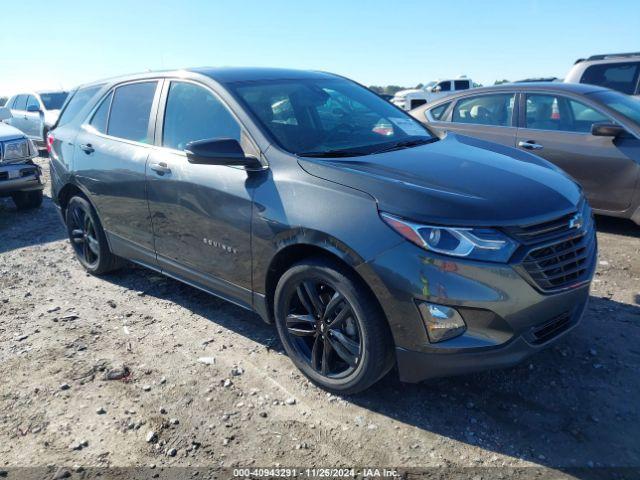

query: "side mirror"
left=0, top=106, right=12, bottom=121
left=26, top=104, right=42, bottom=113
left=591, top=122, right=626, bottom=137
left=432, top=85, right=442, bottom=93
left=185, top=138, right=263, bottom=170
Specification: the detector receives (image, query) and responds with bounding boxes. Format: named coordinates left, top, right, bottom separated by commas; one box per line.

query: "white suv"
left=565, top=52, right=640, bottom=96
left=391, top=77, right=474, bottom=111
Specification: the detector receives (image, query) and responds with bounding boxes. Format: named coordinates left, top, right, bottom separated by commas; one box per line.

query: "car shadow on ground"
left=595, top=215, right=640, bottom=238
left=101, top=264, right=640, bottom=473
left=0, top=194, right=66, bottom=254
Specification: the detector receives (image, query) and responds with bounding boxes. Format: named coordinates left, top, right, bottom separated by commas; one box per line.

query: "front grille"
left=529, top=312, right=572, bottom=344
left=510, top=201, right=596, bottom=292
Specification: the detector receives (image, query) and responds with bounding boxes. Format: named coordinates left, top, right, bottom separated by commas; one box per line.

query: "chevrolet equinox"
left=49, top=68, right=597, bottom=394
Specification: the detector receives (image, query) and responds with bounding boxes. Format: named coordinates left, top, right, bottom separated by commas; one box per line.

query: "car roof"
left=72, top=67, right=340, bottom=91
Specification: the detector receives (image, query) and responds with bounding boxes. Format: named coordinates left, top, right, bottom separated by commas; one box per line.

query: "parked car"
left=565, top=52, right=640, bottom=96
left=0, top=107, right=44, bottom=209
left=391, top=77, right=474, bottom=111
left=4, top=90, right=68, bottom=147
left=411, top=82, right=640, bottom=225
left=50, top=68, right=595, bottom=393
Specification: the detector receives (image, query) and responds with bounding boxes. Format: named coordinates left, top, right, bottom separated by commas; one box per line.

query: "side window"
left=454, top=80, right=470, bottom=90
left=89, top=92, right=113, bottom=134
left=452, top=94, right=515, bottom=126
left=13, top=95, right=27, bottom=111
left=26, top=95, right=40, bottom=111
left=107, top=82, right=157, bottom=143
left=162, top=82, right=241, bottom=151
left=525, top=94, right=610, bottom=133
left=438, top=81, right=451, bottom=92
left=581, top=62, right=640, bottom=95
left=428, top=102, right=451, bottom=121
left=57, top=85, right=103, bottom=127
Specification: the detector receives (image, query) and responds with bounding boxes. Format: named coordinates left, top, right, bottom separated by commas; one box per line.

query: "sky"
left=1, top=0, right=639, bottom=95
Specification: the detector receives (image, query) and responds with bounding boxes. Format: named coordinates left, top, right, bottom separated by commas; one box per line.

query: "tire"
left=12, top=190, right=43, bottom=210
left=274, top=257, right=394, bottom=394
left=65, top=196, right=123, bottom=275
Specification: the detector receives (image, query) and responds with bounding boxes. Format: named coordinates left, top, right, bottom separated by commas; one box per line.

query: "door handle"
left=518, top=140, right=543, bottom=151
left=150, top=162, right=171, bottom=175
left=80, top=143, right=95, bottom=154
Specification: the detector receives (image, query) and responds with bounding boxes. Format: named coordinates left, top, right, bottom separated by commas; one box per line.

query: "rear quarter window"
left=581, top=62, right=640, bottom=95
left=57, top=85, right=104, bottom=127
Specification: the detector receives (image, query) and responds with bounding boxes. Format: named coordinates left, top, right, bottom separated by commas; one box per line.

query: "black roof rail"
left=577, top=52, right=640, bottom=63
left=514, top=77, right=559, bottom=83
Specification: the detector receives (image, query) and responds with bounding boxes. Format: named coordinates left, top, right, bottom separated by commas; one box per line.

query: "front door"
left=73, top=81, right=160, bottom=266
left=25, top=95, right=44, bottom=140
left=517, top=93, right=640, bottom=212
left=146, top=80, right=256, bottom=306
left=445, top=92, right=518, bottom=147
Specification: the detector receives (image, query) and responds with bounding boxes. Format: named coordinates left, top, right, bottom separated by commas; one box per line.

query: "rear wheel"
left=274, top=257, right=393, bottom=394
left=65, top=196, right=123, bottom=275
left=12, top=190, right=43, bottom=210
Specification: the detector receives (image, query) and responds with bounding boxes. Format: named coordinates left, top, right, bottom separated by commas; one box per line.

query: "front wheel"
left=65, top=196, right=123, bottom=275
left=12, top=190, right=43, bottom=210
left=274, top=258, right=394, bottom=394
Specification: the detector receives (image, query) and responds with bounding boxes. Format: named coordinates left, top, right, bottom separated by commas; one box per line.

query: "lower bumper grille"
left=529, top=312, right=572, bottom=344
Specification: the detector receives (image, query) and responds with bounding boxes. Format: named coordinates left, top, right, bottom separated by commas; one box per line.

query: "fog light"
left=418, top=302, right=466, bottom=343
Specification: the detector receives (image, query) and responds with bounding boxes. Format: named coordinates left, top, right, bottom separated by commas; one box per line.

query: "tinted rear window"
left=582, top=62, right=640, bottom=95
left=57, top=85, right=104, bottom=127
left=107, top=82, right=157, bottom=143
left=40, top=92, right=68, bottom=110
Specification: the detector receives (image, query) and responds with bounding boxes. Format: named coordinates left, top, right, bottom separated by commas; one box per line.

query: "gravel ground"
left=0, top=158, right=639, bottom=479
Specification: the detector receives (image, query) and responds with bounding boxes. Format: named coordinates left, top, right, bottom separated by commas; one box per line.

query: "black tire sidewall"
left=65, top=196, right=112, bottom=274
left=274, top=259, right=391, bottom=394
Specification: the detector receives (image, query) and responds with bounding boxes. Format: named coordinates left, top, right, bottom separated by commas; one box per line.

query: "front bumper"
left=357, top=237, right=595, bottom=383
left=0, top=162, right=44, bottom=196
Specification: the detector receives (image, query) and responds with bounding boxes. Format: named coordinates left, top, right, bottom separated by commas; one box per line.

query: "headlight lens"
left=2, top=139, right=33, bottom=161
left=381, top=212, right=518, bottom=263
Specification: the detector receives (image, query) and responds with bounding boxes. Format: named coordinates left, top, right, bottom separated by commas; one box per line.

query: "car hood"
left=393, top=89, right=422, bottom=98
left=0, top=122, right=26, bottom=142
left=298, top=133, right=582, bottom=227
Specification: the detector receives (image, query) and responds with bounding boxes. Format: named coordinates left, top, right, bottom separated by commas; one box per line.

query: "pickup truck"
left=0, top=107, right=44, bottom=210
left=391, top=77, right=474, bottom=111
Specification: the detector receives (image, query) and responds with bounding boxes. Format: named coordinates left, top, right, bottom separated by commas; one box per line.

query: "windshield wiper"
left=297, top=149, right=369, bottom=158
left=372, top=137, right=437, bottom=154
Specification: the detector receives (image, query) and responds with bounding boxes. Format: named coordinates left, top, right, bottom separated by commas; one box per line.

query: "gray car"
left=411, top=82, right=640, bottom=225
left=0, top=107, right=44, bottom=209
left=49, top=68, right=595, bottom=393
left=5, top=90, right=68, bottom=147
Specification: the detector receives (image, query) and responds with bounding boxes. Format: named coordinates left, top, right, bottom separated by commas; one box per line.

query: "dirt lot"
left=0, top=158, right=639, bottom=478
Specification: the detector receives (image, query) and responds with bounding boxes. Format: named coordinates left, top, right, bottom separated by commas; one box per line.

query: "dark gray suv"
left=49, top=68, right=596, bottom=393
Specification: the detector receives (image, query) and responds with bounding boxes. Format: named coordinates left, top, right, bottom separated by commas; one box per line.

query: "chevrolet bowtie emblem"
left=569, top=212, right=584, bottom=230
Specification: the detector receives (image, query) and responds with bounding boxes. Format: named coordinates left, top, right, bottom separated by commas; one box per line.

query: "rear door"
left=517, top=92, right=640, bottom=212
left=9, top=95, right=28, bottom=132
left=73, top=80, right=161, bottom=267
left=146, top=79, right=256, bottom=306
left=442, top=92, right=518, bottom=146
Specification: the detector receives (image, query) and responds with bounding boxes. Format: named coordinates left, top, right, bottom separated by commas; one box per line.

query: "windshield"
left=230, top=77, right=434, bottom=157
left=589, top=90, right=640, bottom=125
left=40, top=92, right=68, bottom=110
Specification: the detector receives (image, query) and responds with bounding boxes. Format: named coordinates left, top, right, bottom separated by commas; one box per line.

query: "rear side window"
left=525, top=94, right=610, bottom=133
left=89, top=92, right=113, bottom=134
left=107, top=82, right=157, bottom=143
left=437, top=81, right=451, bottom=92
left=162, top=81, right=241, bottom=151
left=454, top=80, right=470, bottom=90
left=57, top=85, right=103, bottom=127
left=13, top=95, right=27, bottom=110
left=428, top=102, right=451, bottom=121
left=452, top=94, right=515, bottom=126
left=581, top=62, right=640, bottom=95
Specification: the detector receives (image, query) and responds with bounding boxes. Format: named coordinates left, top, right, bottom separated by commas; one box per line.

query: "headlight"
left=381, top=212, right=518, bottom=263
left=2, top=139, right=33, bottom=161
